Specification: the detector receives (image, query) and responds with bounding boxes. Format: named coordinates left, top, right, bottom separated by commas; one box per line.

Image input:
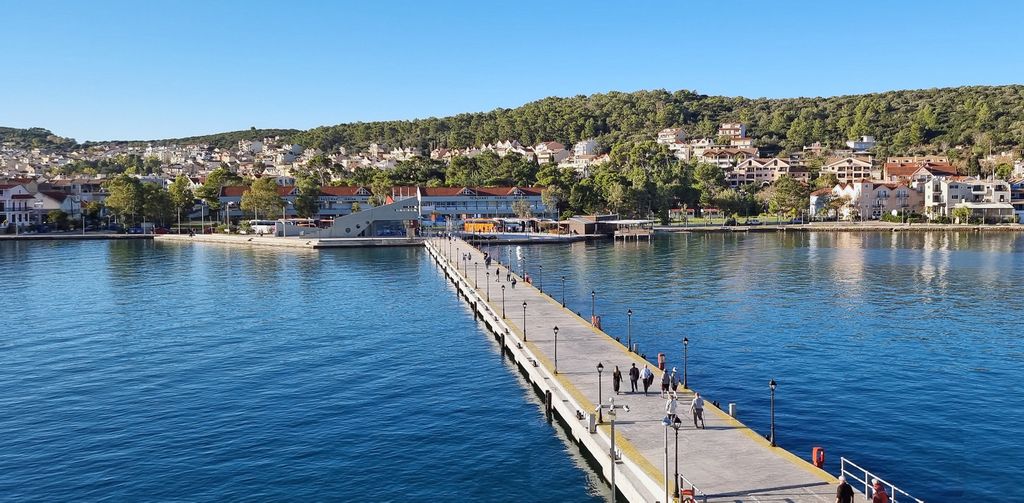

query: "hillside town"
left=3, top=122, right=1024, bottom=232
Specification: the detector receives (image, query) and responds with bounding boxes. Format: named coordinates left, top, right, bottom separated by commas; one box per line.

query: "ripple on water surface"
left=0, top=240, right=603, bottom=502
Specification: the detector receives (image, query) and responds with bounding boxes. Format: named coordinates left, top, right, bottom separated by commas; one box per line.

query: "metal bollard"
left=728, top=403, right=737, bottom=418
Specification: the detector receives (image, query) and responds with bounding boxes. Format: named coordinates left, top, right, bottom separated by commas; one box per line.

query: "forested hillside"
left=291, top=85, right=1024, bottom=157
left=0, top=127, right=76, bottom=149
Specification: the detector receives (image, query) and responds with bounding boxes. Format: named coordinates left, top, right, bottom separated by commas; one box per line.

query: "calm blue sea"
left=2, top=233, right=1020, bottom=502
left=496, top=231, right=1024, bottom=502
left=0, top=240, right=605, bottom=502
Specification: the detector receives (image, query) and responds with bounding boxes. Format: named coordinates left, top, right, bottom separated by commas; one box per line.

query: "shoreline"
left=656, top=223, right=1024, bottom=233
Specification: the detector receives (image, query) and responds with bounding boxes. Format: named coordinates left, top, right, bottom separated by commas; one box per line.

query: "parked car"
left=723, top=217, right=737, bottom=226
left=789, top=217, right=805, bottom=224
left=153, top=227, right=170, bottom=234
left=127, top=227, right=144, bottom=234
left=746, top=219, right=763, bottom=226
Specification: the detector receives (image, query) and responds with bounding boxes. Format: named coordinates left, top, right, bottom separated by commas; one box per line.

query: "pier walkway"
left=426, top=236, right=854, bottom=503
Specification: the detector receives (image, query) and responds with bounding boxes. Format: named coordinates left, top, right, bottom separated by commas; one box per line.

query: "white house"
left=821, top=156, right=876, bottom=181
left=0, top=183, right=35, bottom=229
left=845, top=136, right=877, bottom=152
left=923, top=177, right=1012, bottom=219
left=573, top=139, right=599, bottom=156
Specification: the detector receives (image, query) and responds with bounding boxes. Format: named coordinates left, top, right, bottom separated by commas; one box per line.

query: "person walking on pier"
left=628, top=363, right=639, bottom=393
left=660, top=371, right=671, bottom=398
left=670, top=367, right=680, bottom=392
left=612, top=366, right=622, bottom=395
left=496, top=267, right=501, bottom=282
left=511, top=277, right=517, bottom=289
left=640, top=365, right=654, bottom=396
left=835, top=476, right=855, bottom=503
left=690, top=392, right=706, bottom=429
left=506, top=271, right=511, bottom=282
left=665, top=392, right=678, bottom=422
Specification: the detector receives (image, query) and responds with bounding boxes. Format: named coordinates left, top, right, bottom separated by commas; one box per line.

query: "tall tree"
left=768, top=175, right=809, bottom=216
left=103, top=175, right=143, bottom=225
left=142, top=182, right=174, bottom=225
left=294, top=173, right=321, bottom=218
left=168, top=174, right=195, bottom=226
left=693, top=162, right=726, bottom=208
left=241, top=177, right=284, bottom=219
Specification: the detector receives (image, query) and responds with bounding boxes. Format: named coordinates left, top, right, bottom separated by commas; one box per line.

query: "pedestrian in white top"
left=690, top=392, right=706, bottom=429
left=665, top=392, right=678, bottom=421
left=640, top=365, right=654, bottom=396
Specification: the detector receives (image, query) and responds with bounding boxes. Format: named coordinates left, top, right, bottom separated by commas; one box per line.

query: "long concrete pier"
left=426, top=236, right=854, bottom=503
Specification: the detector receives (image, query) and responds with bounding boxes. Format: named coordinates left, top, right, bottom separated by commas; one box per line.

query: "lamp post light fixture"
left=626, top=308, right=633, bottom=352
left=560, top=276, right=566, bottom=307
left=486, top=271, right=490, bottom=301
left=769, top=378, right=777, bottom=447
left=538, top=264, right=543, bottom=293
left=501, top=285, right=506, bottom=318
left=553, top=326, right=559, bottom=373
left=683, top=337, right=689, bottom=388
left=591, top=289, right=596, bottom=322
left=661, top=415, right=671, bottom=503
left=474, top=261, right=478, bottom=288
left=596, top=362, right=604, bottom=423
left=601, top=398, right=630, bottom=503
left=664, top=415, right=683, bottom=497
left=522, top=301, right=528, bottom=341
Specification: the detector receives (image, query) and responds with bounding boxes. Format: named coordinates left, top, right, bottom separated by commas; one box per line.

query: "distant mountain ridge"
left=4, top=85, right=1023, bottom=157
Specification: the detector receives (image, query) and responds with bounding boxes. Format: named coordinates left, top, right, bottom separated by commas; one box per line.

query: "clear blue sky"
left=2, top=0, right=1022, bottom=142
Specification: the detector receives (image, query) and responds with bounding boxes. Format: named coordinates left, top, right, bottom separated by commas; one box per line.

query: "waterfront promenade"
left=427, top=236, right=854, bottom=503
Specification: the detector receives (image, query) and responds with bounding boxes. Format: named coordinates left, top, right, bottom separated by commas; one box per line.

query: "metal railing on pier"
left=676, top=474, right=708, bottom=503
left=840, top=457, right=924, bottom=503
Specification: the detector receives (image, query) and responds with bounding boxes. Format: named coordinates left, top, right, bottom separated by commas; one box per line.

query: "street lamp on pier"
left=486, top=271, right=490, bottom=301
left=538, top=264, right=543, bottom=293
left=591, top=290, right=596, bottom=322
left=663, top=415, right=683, bottom=498
left=553, top=326, right=559, bottom=373
left=600, top=398, right=629, bottom=503
left=596, top=362, right=604, bottom=423
left=501, top=285, right=506, bottom=318
left=626, top=309, right=633, bottom=352
left=683, top=337, right=689, bottom=388
left=560, top=276, right=566, bottom=307
left=474, top=261, right=478, bottom=288
left=522, top=301, right=528, bottom=341
left=769, top=379, right=777, bottom=447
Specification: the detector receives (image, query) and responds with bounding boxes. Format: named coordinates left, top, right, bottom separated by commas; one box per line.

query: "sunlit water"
left=3, top=233, right=1020, bottom=502
left=490, top=231, right=1023, bottom=502
left=0, top=240, right=605, bottom=502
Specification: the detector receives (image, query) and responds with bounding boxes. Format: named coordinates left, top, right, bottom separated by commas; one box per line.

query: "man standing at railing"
left=835, top=475, right=854, bottom=503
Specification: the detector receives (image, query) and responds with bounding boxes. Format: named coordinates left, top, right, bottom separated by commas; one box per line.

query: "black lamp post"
left=668, top=416, right=682, bottom=496
left=591, top=290, right=596, bottom=322
left=597, top=362, right=604, bottom=423
left=683, top=337, right=689, bottom=388
left=769, top=378, right=777, bottom=447
left=474, top=261, right=478, bottom=288
left=560, top=276, right=566, bottom=307
left=501, top=285, right=506, bottom=318
left=553, top=326, right=559, bottom=373
left=522, top=301, right=528, bottom=341
left=486, top=271, right=490, bottom=300
left=626, top=308, right=633, bottom=352
left=538, top=264, right=543, bottom=293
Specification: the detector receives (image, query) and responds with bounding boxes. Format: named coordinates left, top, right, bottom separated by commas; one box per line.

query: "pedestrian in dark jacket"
left=628, top=363, right=639, bottom=393
left=612, top=366, right=622, bottom=395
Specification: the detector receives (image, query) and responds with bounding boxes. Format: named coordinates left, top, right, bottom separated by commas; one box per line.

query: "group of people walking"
left=608, top=363, right=706, bottom=429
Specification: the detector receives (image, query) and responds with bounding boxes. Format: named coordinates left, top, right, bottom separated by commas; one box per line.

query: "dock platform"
left=426, top=236, right=853, bottom=503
